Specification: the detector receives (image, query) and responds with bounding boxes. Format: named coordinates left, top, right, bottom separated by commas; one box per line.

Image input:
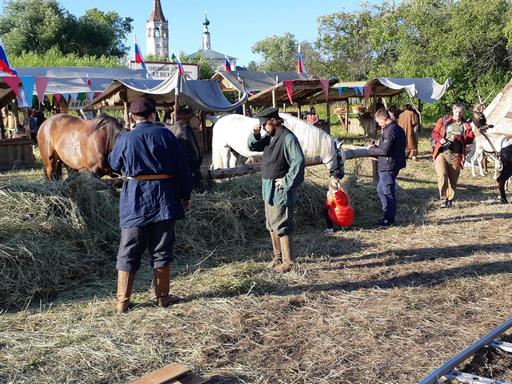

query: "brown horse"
left=37, top=113, right=125, bottom=180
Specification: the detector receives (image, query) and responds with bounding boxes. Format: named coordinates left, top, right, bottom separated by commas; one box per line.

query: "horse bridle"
left=323, top=140, right=345, bottom=177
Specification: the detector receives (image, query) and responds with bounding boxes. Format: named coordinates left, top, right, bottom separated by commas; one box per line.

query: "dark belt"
left=126, top=174, right=174, bottom=180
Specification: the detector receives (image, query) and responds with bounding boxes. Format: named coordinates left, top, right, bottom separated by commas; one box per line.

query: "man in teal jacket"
left=248, top=108, right=305, bottom=273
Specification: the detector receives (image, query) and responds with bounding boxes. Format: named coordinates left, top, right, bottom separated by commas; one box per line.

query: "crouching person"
left=497, top=144, right=512, bottom=203
left=249, top=108, right=305, bottom=273
left=108, top=97, right=193, bottom=313
left=324, top=177, right=354, bottom=233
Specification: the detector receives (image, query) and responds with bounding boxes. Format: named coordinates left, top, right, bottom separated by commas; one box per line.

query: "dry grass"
left=1, top=137, right=512, bottom=383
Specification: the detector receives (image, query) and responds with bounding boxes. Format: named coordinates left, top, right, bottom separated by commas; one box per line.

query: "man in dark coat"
left=368, top=108, right=406, bottom=226
left=169, top=107, right=203, bottom=191
left=108, top=97, right=193, bottom=313
left=248, top=107, right=305, bottom=273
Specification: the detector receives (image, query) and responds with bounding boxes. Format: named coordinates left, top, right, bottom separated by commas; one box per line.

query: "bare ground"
left=1, top=142, right=512, bottom=384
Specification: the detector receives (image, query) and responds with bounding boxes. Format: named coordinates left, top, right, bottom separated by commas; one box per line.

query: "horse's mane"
left=93, top=113, right=124, bottom=150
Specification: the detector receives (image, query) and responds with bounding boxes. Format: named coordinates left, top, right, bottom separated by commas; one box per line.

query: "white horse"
left=470, top=129, right=512, bottom=178
left=211, top=113, right=345, bottom=178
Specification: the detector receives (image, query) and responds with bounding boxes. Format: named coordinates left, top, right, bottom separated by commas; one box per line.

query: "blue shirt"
left=108, top=122, right=193, bottom=228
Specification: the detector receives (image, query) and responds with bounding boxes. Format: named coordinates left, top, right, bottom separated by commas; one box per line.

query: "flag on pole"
left=134, top=36, right=147, bottom=71
left=224, top=54, right=232, bottom=72
left=297, top=44, right=304, bottom=74
left=0, top=39, right=16, bottom=76
left=172, top=54, right=185, bottom=74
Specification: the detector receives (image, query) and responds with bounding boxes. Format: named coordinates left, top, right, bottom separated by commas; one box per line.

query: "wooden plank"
left=129, top=363, right=190, bottom=384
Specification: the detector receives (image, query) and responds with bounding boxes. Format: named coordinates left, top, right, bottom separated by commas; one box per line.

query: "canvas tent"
left=483, top=78, right=512, bottom=132
left=91, top=71, right=248, bottom=112
left=213, top=70, right=313, bottom=94
left=325, top=77, right=452, bottom=103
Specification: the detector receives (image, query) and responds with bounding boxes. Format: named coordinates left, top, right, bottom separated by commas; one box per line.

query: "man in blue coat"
left=109, top=97, right=193, bottom=313
left=368, top=108, right=406, bottom=226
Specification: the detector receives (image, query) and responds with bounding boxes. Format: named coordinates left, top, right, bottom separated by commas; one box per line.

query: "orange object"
left=325, top=188, right=354, bottom=227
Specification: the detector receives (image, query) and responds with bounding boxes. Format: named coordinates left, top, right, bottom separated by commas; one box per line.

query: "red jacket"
left=325, top=189, right=354, bottom=227
left=431, top=115, right=474, bottom=166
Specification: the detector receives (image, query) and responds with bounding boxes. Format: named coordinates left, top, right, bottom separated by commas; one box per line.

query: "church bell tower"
left=146, top=0, right=169, bottom=58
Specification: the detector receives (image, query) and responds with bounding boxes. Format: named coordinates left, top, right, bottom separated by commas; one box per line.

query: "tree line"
left=250, top=0, right=512, bottom=118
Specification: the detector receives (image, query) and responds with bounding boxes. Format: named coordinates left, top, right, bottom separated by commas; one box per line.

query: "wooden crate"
left=0, top=138, right=36, bottom=170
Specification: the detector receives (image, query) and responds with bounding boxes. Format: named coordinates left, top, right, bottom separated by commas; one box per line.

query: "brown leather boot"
left=267, top=231, right=282, bottom=268
left=274, top=235, right=295, bottom=273
left=154, top=264, right=181, bottom=307
left=116, top=271, right=135, bottom=314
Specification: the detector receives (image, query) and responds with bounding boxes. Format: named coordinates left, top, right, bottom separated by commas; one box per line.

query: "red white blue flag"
left=172, top=54, right=185, bottom=74
left=134, top=37, right=147, bottom=71
left=224, top=55, right=232, bottom=72
left=0, top=39, right=16, bottom=76
left=297, top=44, right=304, bottom=74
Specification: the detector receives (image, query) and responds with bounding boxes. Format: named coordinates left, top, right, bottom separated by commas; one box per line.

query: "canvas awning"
left=213, top=70, right=313, bottom=93
left=327, top=77, right=452, bottom=103
left=91, top=71, right=248, bottom=112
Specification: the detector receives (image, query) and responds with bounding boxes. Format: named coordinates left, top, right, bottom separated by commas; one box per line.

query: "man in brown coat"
left=397, top=104, right=419, bottom=160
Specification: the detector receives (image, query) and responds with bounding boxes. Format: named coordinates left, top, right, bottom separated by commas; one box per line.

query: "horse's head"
left=325, top=137, right=345, bottom=180
left=93, top=113, right=125, bottom=152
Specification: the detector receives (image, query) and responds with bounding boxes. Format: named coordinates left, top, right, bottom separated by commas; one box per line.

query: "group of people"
left=107, top=95, right=486, bottom=314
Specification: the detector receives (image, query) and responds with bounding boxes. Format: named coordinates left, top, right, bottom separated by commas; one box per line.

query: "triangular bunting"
left=3, top=76, right=20, bottom=98
left=87, top=92, right=95, bottom=101
left=17, top=88, right=29, bottom=107
left=35, top=77, right=49, bottom=104
left=20, top=76, right=35, bottom=107
left=54, top=94, right=62, bottom=105
left=363, top=86, right=372, bottom=104
left=78, top=92, right=86, bottom=101
left=337, top=86, right=343, bottom=96
left=69, top=93, right=78, bottom=103
left=320, top=79, right=330, bottom=101
left=47, top=94, right=53, bottom=106
left=283, top=80, right=294, bottom=104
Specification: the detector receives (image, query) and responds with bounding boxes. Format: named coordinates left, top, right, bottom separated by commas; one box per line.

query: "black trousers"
left=324, top=208, right=333, bottom=229
left=116, top=219, right=176, bottom=273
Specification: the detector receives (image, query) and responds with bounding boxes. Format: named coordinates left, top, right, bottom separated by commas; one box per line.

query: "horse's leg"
left=471, top=152, right=478, bottom=177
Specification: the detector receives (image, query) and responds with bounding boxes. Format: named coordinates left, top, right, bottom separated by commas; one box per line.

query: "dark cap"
left=129, top=97, right=156, bottom=117
left=254, top=107, right=279, bottom=124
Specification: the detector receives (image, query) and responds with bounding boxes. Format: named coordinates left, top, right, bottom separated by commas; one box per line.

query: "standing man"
left=169, top=107, right=203, bottom=191
left=431, top=102, right=474, bottom=208
left=248, top=107, right=305, bottom=273
left=369, top=109, right=406, bottom=226
left=397, top=104, right=419, bottom=161
left=108, top=97, right=193, bottom=313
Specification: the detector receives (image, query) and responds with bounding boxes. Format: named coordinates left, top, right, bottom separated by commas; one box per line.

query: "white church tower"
left=202, top=11, right=211, bottom=50
left=146, top=0, right=169, bottom=58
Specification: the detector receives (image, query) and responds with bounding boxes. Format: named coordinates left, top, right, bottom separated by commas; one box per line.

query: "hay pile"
left=0, top=173, right=119, bottom=308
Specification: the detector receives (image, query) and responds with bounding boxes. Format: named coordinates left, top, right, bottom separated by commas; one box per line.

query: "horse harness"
left=480, top=127, right=501, bottom=160
left=322, top=140, right=344, bottom=178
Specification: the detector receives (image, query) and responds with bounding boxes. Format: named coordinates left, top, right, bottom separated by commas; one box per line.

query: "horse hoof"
left=500, top=198, right=508, bottom=204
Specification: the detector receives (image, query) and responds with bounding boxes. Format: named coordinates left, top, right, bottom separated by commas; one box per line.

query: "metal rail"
left=418, top=317, right=512, bottom=384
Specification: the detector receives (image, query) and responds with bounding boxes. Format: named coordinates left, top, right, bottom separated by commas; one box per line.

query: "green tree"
left=9, top=47, right=124, bottom=68
left=251, top=33, right=298, bottom=72
left=0, top=0, right=133, bottom=58
left=183, top=52, right=215, bottom=79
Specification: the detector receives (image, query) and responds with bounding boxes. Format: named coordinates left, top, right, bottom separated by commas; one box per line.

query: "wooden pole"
left=174, top=73, right=180, bottom=123
left=371, top=86, right=378, bottom=183
left=345, top=101, right=349, bottom=132
left=123, top=101, right=130, bottom=128
left=272, top=89, right=277, bottom=108
left=23, top=107, right=30, bottom=138
left=297, top=104, right=301, bottom=119
left=326, top=101, right=331, bottom=135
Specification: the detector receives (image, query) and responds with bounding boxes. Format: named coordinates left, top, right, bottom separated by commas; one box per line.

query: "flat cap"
left=129, top=97, right=156, bottom=116
left=254, top=107, right=279, bottom=124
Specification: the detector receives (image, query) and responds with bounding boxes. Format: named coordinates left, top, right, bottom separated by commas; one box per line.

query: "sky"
left=57, top=0, right=376, bottom=66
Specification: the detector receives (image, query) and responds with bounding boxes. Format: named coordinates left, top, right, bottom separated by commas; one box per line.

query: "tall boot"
left=274, top=235, right=295, bottom=273
left=116, top=271, right=135, bottom=314
left=267, top=231, right=282, bottom=268
left=154, top=264, right=180, bottom=308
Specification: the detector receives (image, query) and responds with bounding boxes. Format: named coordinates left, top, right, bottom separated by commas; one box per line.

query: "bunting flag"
left=87, top=92, right=95, bottom=101
left=0, top=39, right=17, bottom=76
left=3, top=76, right=20, bottom=98
left=172, top=53, right=185, bottom=74
left=17, top=88, right=29, bottom=107
left=297, top=44, right=304, bottom=74
left=283, top=80, right=294, bottom=104
left=337, top=86, right=343, bottom=96
left=320, top=79, right=330, bottom=101
left=78, top=93, right=86, bottom=101
left=69, top=93, right=78, bottom=103
left=54, top=93, right=62, bottom=105
left=363, top=86, right=372, bottom=104
left=224, top=54, right=232, bottom=72
left=47, top=94, right=53, bottom=106
left=20, top=76, right=35, bottom=106
left=35, top=76, right=49, bottom=104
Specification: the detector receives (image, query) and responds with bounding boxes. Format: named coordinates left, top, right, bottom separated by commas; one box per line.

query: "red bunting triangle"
left=3, top=76, right=20, bottom=98
left=320, top=79, right=330, bottom=101
left=283, top=80, right=294, bottom=104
